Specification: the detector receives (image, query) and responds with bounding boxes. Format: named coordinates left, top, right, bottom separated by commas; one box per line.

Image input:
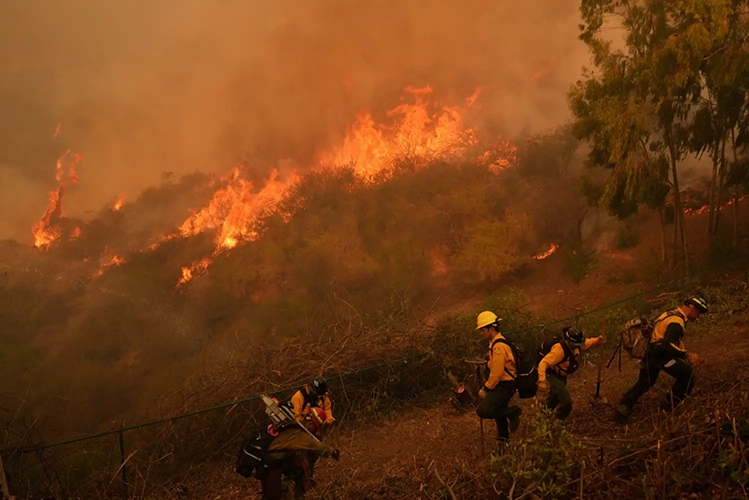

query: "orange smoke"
left=32, top=149, right=82, bottom=249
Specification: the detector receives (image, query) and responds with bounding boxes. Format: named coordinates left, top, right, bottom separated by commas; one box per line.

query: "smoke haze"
left=0, top=0, right=587, bottom=242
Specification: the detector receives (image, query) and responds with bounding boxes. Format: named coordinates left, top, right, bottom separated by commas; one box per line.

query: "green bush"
left=488, top=409, right=585, bottom=499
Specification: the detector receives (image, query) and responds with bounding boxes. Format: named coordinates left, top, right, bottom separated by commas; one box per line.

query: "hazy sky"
left=0, top=0, right=588, bottom=241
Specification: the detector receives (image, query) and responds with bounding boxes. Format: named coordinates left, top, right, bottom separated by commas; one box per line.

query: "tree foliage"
left=570, top=0, right=749, bottom=265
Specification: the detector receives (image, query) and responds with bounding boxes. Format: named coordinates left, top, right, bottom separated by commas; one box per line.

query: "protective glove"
left=325, top=416, right=336, bottom=425
left=537, top=379, right=551, bottom=394
left=331, top=449, right=341, bottom=461
left=598, top=334, right=606, bottom=345
left=686, top=352, right=703, bottom=367
left=478, top=388, right=488, bottom=400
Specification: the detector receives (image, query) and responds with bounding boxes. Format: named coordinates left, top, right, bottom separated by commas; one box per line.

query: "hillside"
left=194, top=221, right=749, bottom=500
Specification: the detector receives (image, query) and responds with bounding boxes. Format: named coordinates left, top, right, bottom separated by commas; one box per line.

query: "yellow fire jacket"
left=484, top=333, right=517, bottom=391
left=290, top=387, right=334, bottom=423
left=649, top=307, right=688, bottom=358
left=538, top=336, right=602, bottom=382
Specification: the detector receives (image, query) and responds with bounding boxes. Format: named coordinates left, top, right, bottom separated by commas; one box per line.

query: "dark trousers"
left=619, top=354, right=694, bottom=413
left=476, top=381, right=519, bottom=441
left=545, top=371, right=572, bottom=421
left=260, top=456, right=311, bottom=500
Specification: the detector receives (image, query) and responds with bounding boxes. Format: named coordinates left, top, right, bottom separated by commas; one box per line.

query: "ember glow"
left=534, top=243, right=559, bottom=260
left=32, top=149, right=82, bottom=249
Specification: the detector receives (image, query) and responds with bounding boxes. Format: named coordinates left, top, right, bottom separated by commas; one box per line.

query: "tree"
left=683, top=0, right=749, bottom=242
left=571, top=0, right=749, bottom=268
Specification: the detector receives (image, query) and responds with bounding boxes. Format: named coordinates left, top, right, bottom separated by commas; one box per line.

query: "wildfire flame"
left=53, top=122, right=61, bottom=139
left=534, top=243, right=559, bottom=260
left=113, top=193, right=125, bottom=211
left=319, top=85, right=480, bottom=180
left=177, top=258, right=212, bottom=286
left=32, top=149, right=82, bottom=249
left=94, top=254, right=126, bottom=277
left=70, top=227, right=82, bottom=240
left=683, top=195, right=745, bottom=215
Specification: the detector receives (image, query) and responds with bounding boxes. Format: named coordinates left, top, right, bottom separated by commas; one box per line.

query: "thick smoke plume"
left=0, top=0, right=586, bottom=242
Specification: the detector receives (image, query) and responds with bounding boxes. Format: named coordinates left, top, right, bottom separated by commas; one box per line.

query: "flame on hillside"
left=94, top=254, right=126, bottom=277
left=177, top=258, right=212, bottom=286
left=683, top=195, right=745, bottom=215
left=113, top=194, right=125, bottom=211
left=32, top=149, right=82, bottom=249
left=534, top=243, right=559, bottom=260
left=172, top=86, right=500, bottom=286
left=319, top=85, right=481, bottom=179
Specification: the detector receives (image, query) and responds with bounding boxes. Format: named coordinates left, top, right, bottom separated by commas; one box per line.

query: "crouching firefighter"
left=239, top=407, right=340, bottom=500
left=475, top=311, right=523, bottom=448
left=615, top=296, right=708, bottom=423
left=536, top=326, right=605, bottom=420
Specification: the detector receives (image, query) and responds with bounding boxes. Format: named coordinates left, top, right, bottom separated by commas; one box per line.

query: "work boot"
left=508, top=406, right=522, bottom=432
left=613, top=404, right=630, bottom=424
left=494, top=438, right=509, bottom=455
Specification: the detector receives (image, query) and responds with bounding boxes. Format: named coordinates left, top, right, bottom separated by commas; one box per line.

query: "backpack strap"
left=490, top=338, right=518, bottom=380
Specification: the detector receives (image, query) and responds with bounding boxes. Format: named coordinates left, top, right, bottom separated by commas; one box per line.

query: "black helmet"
left=562, top=326, right=585, bottom=347
left=684, top=295, right=708, bottom=313
left=309, top=378, right=328, bottom=395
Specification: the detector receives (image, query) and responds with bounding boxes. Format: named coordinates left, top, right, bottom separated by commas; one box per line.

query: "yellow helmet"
left=476, top=311, right=501, bottom=330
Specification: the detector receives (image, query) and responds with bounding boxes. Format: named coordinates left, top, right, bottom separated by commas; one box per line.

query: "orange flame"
left=165, top=86, right=512, bottom=286
left=94, top=254, right=126, bottom=277
left=70, top=227, right=82, bottom=240
left=53, top=122, right=61, bottom=138
left=32, top=149, right=82, bottom=249
left=177, top=257, right=212, bottom=286
left=113, top=193, right=125, bottom=211
left=683, top=195, right=745, bottom=215
left=534, top=243, right=559, bottom=260
left=320, top=85, right=480, bottom=179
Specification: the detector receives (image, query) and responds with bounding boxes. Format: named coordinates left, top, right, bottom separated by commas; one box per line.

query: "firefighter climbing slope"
left=536, top=326, right=605, bottom=420
left=475, top=311, right=523, bottom=448
left=615, top=295, right=709, bottom=424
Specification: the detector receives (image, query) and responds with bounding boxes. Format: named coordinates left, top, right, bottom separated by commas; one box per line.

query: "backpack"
left=491, top=338, right=539, bottom=399
left=620, top=310, right=685, bottom=360
left=537, top=337, right=579, bottom=375
left=235, top=426, right=279, bottom=478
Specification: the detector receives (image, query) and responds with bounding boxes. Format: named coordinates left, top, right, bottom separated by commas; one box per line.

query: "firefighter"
left=536, top=326, right=605, bottom=420
left=289, top=378, right=335, bottom=426
left=615, top=295, right=708, bottom=424
left=260, top=407, right=340, bottom=500
left=475, top=311, right=522, bottom=448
